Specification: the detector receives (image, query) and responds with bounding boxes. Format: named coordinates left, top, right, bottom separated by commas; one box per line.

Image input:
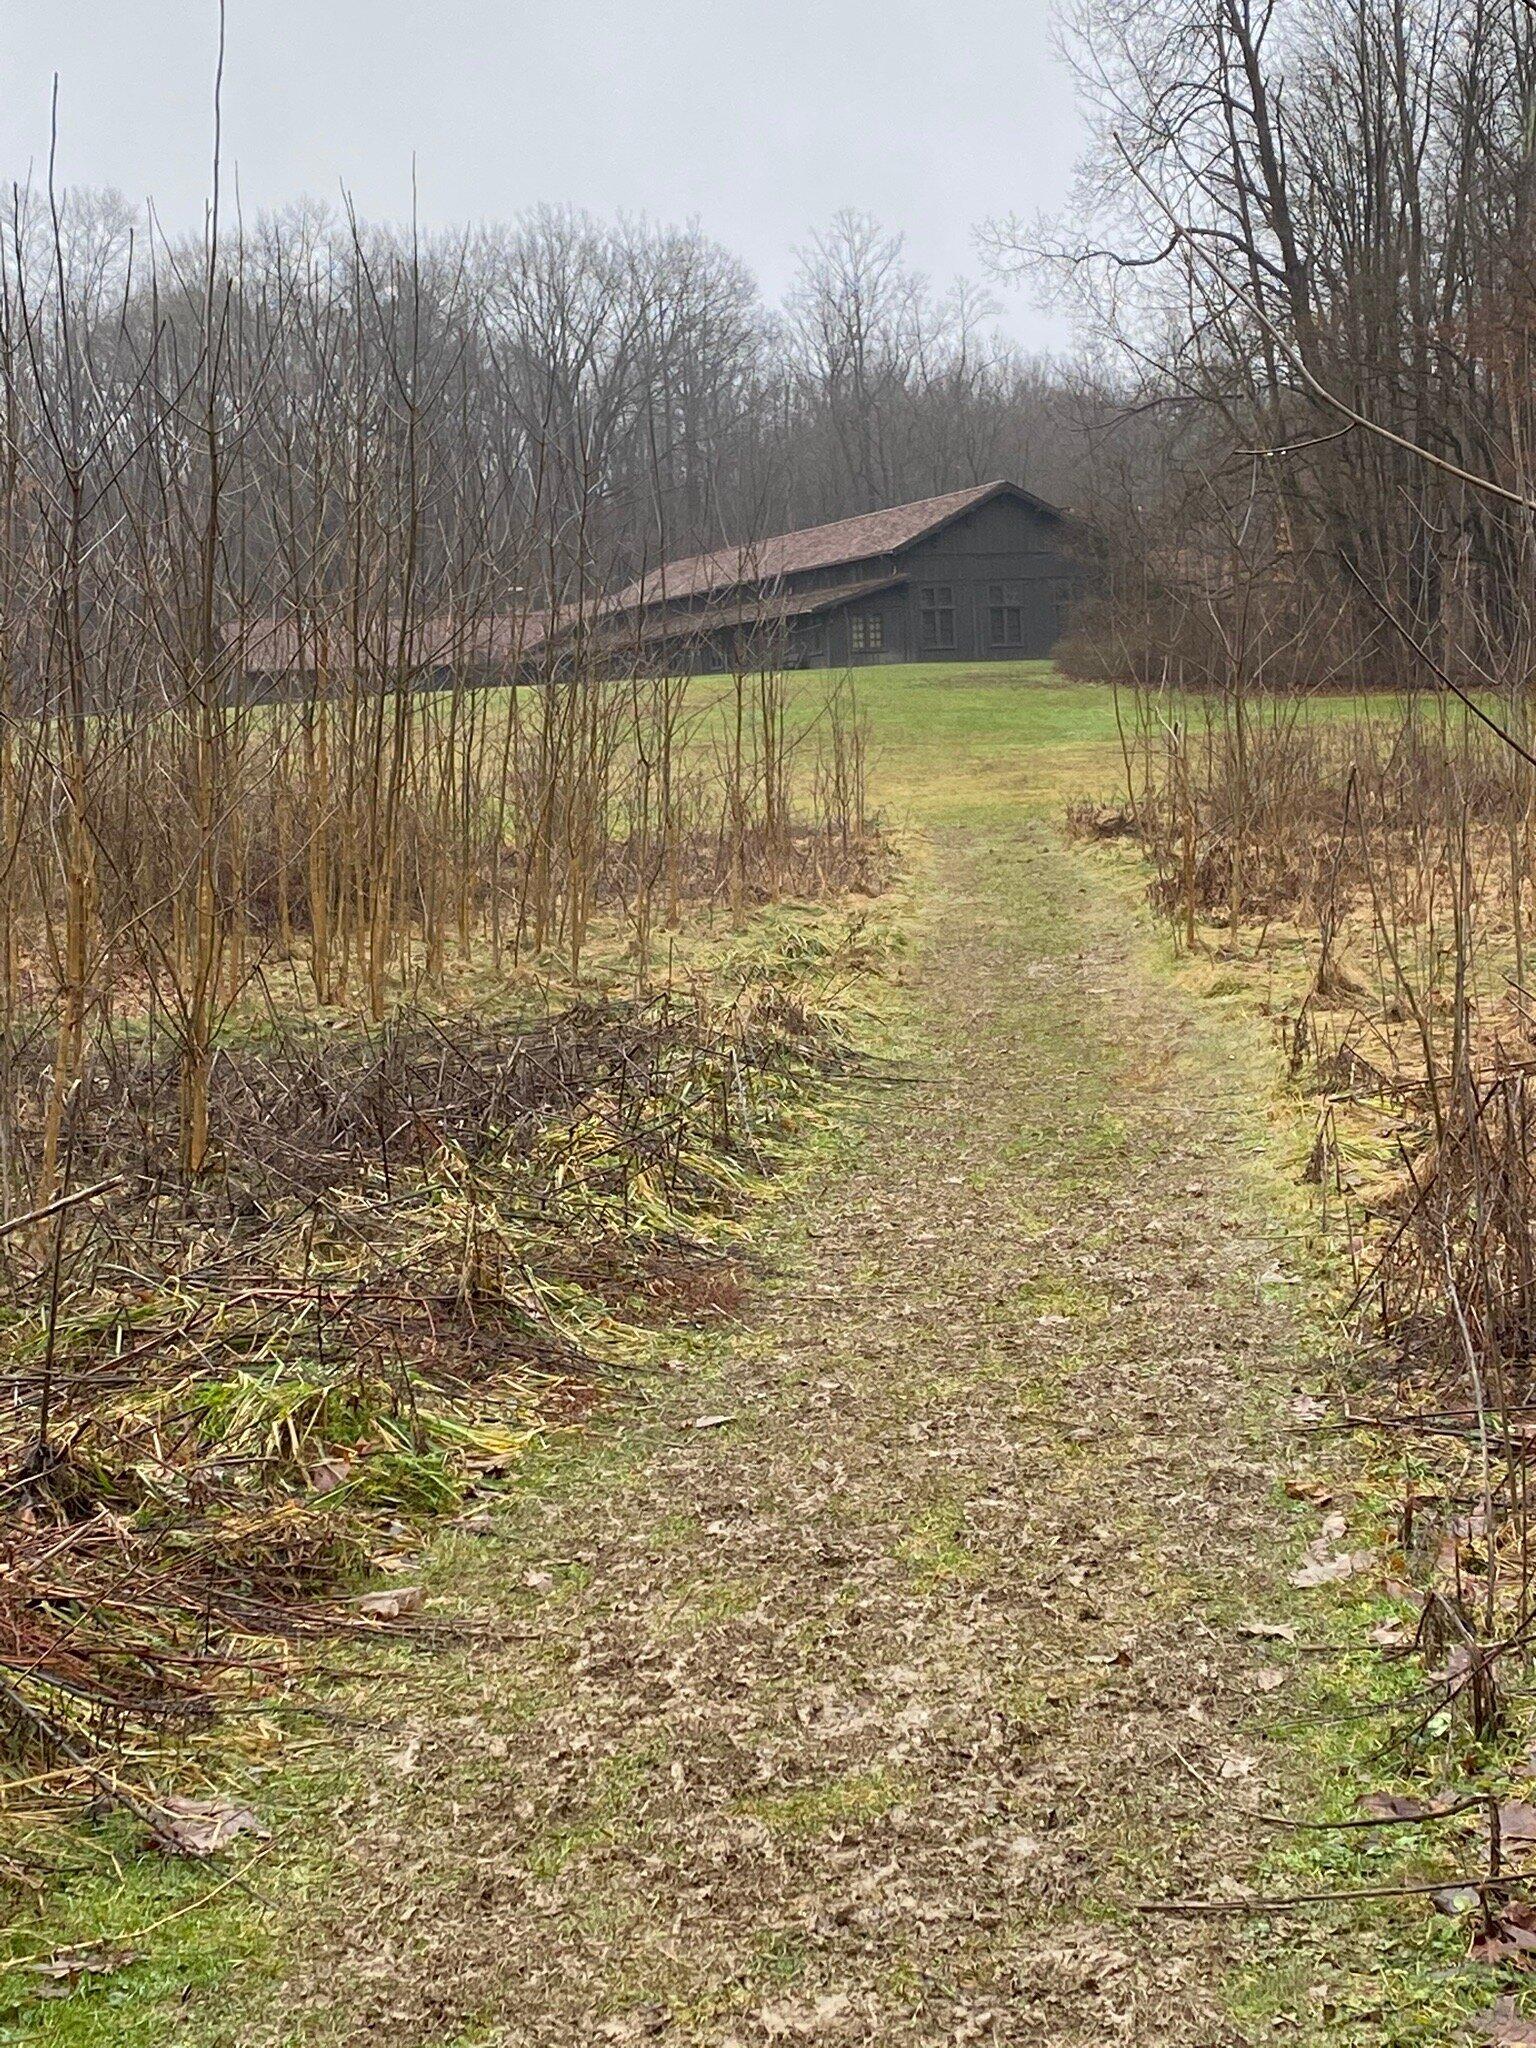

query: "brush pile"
left=0, top=923, right=874, bottom=1840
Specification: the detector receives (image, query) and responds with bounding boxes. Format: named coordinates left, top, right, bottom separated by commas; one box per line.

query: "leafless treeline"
left=0, top=182, right=910, bottom=1209
left=16, top=190, right=1080, bottom=592
left=1035, top=0, right=1536, bottom=694
left=1049, top=0, right=1536, bottom=1735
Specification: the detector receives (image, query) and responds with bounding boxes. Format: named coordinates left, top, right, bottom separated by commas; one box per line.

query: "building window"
left=1052, top=578, right=1075, bottom=635
left=988, top=582, right=1025, bottom=647
left=919, top=585, right=955, bottom=651
left=850, top=612, right=884, bottom=653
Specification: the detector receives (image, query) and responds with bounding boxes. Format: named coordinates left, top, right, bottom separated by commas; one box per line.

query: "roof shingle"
left=611, top=480, right=1054, bottom=608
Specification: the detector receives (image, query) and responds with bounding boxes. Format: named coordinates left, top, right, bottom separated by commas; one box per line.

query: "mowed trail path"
left=253, top=807, right=1324, bottom=2048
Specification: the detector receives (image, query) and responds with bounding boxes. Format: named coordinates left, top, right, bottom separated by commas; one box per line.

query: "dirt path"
left=250, top=817, right=1325, bottom=2048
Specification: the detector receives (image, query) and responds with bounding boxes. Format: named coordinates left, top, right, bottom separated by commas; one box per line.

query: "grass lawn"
left=690, top=658, right=1423, bottom=826
left=673, top=659, right=1129, bottom=827
left=845, top=660, right=1131, bottom=819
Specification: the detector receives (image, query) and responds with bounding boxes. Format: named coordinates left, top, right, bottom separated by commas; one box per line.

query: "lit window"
left=919, top=585, right=955, bottom=650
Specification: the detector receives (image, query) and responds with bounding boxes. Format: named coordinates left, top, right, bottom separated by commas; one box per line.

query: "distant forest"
left=1035, top=0, right=1536, bottom=696
left=1, top=189, right=1100, bottom=602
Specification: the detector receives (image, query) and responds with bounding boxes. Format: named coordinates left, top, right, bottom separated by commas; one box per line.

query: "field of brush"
left=0, top=659, right=1080, bottom=1839
left=0, top=657, right=894, bottom=1865
left=11, top=653, right=1529, bottom=2029
left=1086, top=675, right=1536, bottom=1756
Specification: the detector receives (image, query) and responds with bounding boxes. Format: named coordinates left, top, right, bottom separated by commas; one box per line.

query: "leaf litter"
left=0, top=952, right=867, bottom=1860
left=206, top=830, right=1398, bottom=2046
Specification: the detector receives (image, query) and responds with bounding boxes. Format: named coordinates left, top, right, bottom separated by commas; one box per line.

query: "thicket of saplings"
left=1078, top=594, right=1536, bottom=1742
left=1044, top=0, right=1536, bottom=1791
left=0, top=199, right=879, bottom=1852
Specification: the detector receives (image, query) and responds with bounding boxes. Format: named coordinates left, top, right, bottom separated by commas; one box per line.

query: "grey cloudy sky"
left=0, top=0, right=1083, bottom=347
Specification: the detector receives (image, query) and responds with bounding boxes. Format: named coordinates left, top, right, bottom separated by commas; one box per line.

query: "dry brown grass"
left=0, top=916, right=883, bottom=1852
left=1105, top=680, right=1536, bottom=1737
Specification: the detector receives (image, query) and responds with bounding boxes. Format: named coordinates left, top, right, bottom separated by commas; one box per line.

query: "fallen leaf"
left=1473, top=1932, right=1536, bottom=1965
left=153, top=1795, right=269, bottom=1858
left=596, top=2006, right=670, bottom=2042
left=1294, top=1556, right=1351, bottom=1589
left=1369, top=1619, right=1410, bottom=1649
left=1432, top=1884, right=1482, bottom=1917
left=1289, top=1552, right=1368, bottom=1588
left=759, top=1994, right=851, bottom=2038
left=685, top=1414, right=736, bottom=1430
left=522, top=1569, right=555, bottom=1595
left=355, top=1585, right=424, bottom=1621
left=28, top=1946, right=139, bottom=1982
left=1253, top=1667, right=1286, bottom=1692
left=1237, top=1621, right=1298, bottom=1642
left=1359, top=1791, right=1455, bottom=1821
left=1472, top=1902, right=1536, bottom=1964
left=1501, top=1802, right=1536, bottom=1849
left=1476, top=1997, right=1536, bottom=2042
left=308, top=1456, right=350, bottom=1494
left=1283, top=1478, right=1335, bottom=1504
left=382, top=1736, right=421, bottom=1775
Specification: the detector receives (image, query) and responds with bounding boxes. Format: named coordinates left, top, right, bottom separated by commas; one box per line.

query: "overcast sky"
left=0, top=0, right=1084, bottom=348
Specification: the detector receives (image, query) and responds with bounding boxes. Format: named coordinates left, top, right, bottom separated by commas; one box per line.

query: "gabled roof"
left=605, top=575, right=907, bottom=648
left=233, top=608, right=557, bottom=676
left=611, top=480, right=1060, bottom=609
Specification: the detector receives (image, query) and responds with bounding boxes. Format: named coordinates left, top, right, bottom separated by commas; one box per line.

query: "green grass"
left=784, top=658, right=1427, bottom=821
left=734, top=1768, right=904, bottom=1840
left=776, top=659, right=1127, bottom=818
left=1, top=659, right=1500, bottom=2045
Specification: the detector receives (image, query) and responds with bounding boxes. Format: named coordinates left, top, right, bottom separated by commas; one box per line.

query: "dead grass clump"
left=1121, top=698, right=1533, bottom=934
left=0, top=924, right=875, bottom=1840
left=1107, top=675, right=1536, bottom=1745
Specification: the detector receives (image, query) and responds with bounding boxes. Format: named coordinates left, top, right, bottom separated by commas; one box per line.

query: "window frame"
left=987, top=580, right=1025, bottom=649
left=850, top=611, right=885, bottom=653
left=918, top=583, right=956, bottom=651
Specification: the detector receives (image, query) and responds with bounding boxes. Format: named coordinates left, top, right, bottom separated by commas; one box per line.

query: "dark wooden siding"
left=632, top=489, right=1080, bottom=672
left=897, top=495, right=1072, bottom=661
left=823, top=584, right=908, bottom=666
left=783, top=493, right=1077, bottom=667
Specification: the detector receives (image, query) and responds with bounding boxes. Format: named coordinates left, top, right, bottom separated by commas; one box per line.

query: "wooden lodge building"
left=234, top=480, right=1079, bottom=693
left=601, top=479, right=1079, bottom=674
